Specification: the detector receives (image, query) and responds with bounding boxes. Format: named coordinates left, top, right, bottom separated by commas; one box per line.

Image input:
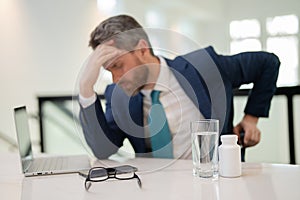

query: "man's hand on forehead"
left=94, top=40, right=127, bottom=69
left=80, top=40, right=127, bottom=98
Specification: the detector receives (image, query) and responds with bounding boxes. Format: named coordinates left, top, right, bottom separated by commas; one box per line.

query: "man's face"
left=106, top=51, right=149, bottom=96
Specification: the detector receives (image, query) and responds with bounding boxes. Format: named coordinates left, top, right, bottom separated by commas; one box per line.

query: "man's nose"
left=112, top=68, right=128, bottom=83
left=112, top=73, right=121, bottom=83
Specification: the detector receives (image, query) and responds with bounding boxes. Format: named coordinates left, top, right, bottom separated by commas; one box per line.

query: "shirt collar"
left=155, top=56, right=170, bottom=92
left=141, top=56, right=170, bottom=96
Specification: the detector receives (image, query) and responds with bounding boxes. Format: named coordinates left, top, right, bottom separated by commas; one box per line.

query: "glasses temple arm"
left=134, top=173, right=142, bottom=189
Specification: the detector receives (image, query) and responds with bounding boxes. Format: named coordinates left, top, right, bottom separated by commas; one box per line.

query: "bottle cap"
left=221, top=135, right=238, bottom=144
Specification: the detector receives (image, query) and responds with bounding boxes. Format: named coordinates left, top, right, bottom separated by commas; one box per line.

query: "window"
left=266, top=15, right=299, bottom=86
left=230, top=19, right=261, bottom=54
left=230, top=15, right=299, bottom=86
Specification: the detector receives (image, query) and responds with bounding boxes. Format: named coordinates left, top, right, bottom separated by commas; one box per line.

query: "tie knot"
left=150, top=90, right=161, bottom=103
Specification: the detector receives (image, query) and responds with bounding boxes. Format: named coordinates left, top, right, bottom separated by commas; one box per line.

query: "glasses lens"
left=115, top=166, right=135, bottom=179
left=89, top=168, right=108, bottom=181
left=116, top=171, right=135, bottom=179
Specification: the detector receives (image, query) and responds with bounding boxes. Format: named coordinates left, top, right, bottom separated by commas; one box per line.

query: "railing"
left=37, top=95, right=105, bottom=153
left=0, top=131, right=18, bottom=151
left=234, top=85, right=300, bottom=164
left=37, top=86, right=300, bottom=164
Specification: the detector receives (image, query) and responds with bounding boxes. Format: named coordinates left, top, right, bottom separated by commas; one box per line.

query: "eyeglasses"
left=84, top=165, right=142, bottom=190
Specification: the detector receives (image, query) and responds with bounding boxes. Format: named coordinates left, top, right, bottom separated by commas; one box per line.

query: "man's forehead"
left=103, top=58, right=118, bottom=70
left=104, top=52, right=127, bottom=69
left=103, top=51, right=124, bottom=69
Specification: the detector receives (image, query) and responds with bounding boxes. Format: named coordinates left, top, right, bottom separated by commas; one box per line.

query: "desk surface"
left=1, top=153, right=300, bottom=200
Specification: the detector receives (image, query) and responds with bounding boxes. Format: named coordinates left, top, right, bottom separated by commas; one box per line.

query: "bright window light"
left=230, top=15, right=299, bottom=86
left=267, top=15, right=299, bottom=36
left=267, top=36, right=299, bottom=86
left=230, top=19, right=261, bottom=39
left=230, top=39, right=262, bottom=54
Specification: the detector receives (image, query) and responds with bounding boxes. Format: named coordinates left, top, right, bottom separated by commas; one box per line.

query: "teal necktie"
left=148, top=90, right=173, bottom=158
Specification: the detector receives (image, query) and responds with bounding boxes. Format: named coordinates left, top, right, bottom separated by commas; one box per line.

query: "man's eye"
left=113, top=65, right=123, bottom=70
left=107, top=65, right=121, bottom=72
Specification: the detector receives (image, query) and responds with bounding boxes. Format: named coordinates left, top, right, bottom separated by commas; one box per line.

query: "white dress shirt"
left=79, top=56, right=204, bottom=159
left=141, top=57, right=203, bottom=159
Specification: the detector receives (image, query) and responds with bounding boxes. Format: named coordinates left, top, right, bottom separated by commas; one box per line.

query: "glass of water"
left=191, top=119, right=219, bottom=178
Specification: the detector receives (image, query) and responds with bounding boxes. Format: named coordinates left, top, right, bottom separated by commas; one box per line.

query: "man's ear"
left=135, top=39, right=150, bottom=55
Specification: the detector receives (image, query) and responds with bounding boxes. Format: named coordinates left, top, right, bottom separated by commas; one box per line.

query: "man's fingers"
left=235, top=115, right=261, bottom=148
left=233, top=124, right=243, bottom=145
left=243, top=130, right=261, bottom=147
left=243, top=132, right=251, bottom=146
left=93, top=45, right=125, bottom=68
left=101, top=50, right=121, bottom=67
left=254, top=130, right=261, bottom=144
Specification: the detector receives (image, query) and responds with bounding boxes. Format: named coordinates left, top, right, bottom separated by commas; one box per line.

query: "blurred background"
left=0, top=0, right=299, bottom=164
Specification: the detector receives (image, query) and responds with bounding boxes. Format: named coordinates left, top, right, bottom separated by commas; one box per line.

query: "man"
left=79, top=15, right=280, bottom=160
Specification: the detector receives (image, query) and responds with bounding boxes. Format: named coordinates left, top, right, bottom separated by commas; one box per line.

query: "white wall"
left=0, top=0, right=227, bottom=152
left=0, top=0, right=299, bottom=163
left=0, top=0, right=103, bottom=151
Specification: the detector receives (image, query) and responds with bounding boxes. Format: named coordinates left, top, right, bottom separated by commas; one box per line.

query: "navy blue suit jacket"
left=79, top=46, right=280, bottom=159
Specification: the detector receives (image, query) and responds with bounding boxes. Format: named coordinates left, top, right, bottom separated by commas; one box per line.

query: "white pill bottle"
left=219, top=135, right=242, bottom=177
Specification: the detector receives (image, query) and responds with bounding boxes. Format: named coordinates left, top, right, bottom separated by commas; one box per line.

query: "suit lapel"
left=165, top=56, right=212, bottom=119
left=129, top=93, right=144, bottom=127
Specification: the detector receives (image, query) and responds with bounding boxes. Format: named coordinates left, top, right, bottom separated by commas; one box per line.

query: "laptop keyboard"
left=29, top=157, right=68, bottom=172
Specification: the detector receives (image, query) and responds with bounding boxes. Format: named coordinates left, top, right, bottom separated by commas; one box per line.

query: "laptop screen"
left=14, top=106, right=33, bottom=171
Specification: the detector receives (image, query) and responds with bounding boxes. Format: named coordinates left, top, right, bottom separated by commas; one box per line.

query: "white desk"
left=1, top=153, right=300, bottom=200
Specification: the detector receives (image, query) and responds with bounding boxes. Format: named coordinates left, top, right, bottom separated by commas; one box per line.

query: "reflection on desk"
left=1, top=153, right=300, bottom=200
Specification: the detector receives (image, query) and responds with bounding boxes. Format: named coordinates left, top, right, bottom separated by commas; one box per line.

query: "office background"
left=0, top=0, right=299, bottom=164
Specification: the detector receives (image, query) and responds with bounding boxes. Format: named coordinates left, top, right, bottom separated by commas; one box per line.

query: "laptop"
left=14, top=105, right=91, bottom=177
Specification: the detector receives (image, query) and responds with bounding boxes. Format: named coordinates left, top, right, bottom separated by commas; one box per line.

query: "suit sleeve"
left=207, top=47, right=281, bottom=117
left=79, top=87, right=126, bottom=159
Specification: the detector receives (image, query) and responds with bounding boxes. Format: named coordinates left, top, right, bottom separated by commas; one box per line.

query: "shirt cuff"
left=79, top=93, right=97, bottom=108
